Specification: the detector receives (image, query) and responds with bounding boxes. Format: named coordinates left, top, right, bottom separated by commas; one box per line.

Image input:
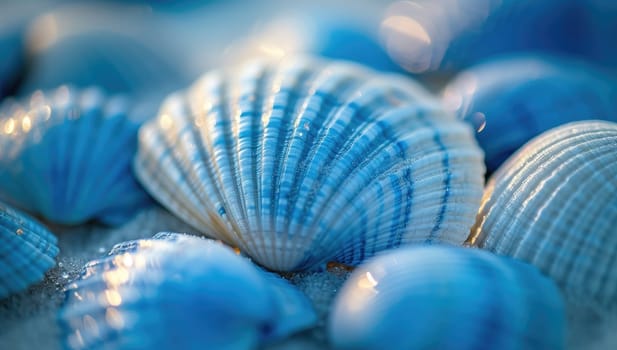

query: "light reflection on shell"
left=134, top=57, right=485, bottom=272
left=328, top=245, right=565, bottom=350
left=59, top=232, right=316, bottom=350
left=468, top=120, right=617, bottom=312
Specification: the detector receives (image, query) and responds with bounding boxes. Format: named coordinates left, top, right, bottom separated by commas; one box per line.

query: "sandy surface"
left=0, top=206, right=614, bottom=349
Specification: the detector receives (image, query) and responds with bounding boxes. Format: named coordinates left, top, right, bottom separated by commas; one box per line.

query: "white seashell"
left=59, top=232, right=316, bottom=350
left=134, top=58, right=485, bottom=271
left=468, top=120, right=617, bottom=311
left=0, top=200, right=58, bottom=298
left=0, top=86, right=152, bottom=225
left=328, top=245, right=566, bottom=350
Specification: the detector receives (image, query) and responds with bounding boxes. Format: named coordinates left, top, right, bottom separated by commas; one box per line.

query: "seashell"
left=21, top=4, right=189, bottom=96
left=380, top=0, right=617, bottom=73
left=0, top=86, right=152, bottom=225
left=442, top=55, right=617, bottom=173
left=468, top=120, right=617, bottom=311
left=328, top=245, right=565, bottom=350
left=0, top=200, right=58, bottom=298
left=59, top=232, right=316, bottom=350
left=134, top=58, right=485, bottom=271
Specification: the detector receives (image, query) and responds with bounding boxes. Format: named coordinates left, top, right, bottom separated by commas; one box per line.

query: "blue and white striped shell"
left=0, top=200, right=58, bottom=298
left=468, top=121, right=617, bottom=312
left=134, top=58, right=485, bottom=271
left=328, top=246, right=565, bottom=350
left=0, top=86, right=152, bottom=225
left=59, top=232, right=316, bottom=350
left=442, top=55, right=617, bottom=172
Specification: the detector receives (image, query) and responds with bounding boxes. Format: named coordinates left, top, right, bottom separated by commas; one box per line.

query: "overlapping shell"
left=468, top=120, right=617, bottom=311
left=442, top=55, right=617, bottom=172
left=0, top=200, right=58, bottom=298
left=0, top=86, right=152, bottom=225
left=59, top=232, right=316, bottom=350
left=134, top=58, right=485, bottom=271
left=328, top=246, right=565, bottom=350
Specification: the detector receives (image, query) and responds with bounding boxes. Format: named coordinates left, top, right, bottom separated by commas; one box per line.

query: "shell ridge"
left=270, top=68, right=320, bottom=270
left=277, top=67, right=365, bottom=267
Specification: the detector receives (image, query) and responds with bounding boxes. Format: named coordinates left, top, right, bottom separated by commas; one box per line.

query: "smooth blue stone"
left=443, top=54, right=617, bottom=173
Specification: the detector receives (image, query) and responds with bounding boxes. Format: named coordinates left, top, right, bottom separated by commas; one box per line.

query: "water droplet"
left=62, top=273, right=70, bottom=279
left=98, top=247, right=106, bottom=254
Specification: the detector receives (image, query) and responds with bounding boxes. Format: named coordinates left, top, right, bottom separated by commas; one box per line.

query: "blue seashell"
left=134, top=57, right=485, bottom=271
left=0, top=86, right=152, bottom=225
left=442, top=55, right=617, bottom=173
left=20, top=5, right=189, bottom=97
left=59, top=232, right=316, bottom=350
left=0, top=200, right=58, bottom=299
left=328, top=245, right=566, bottom=350
left=380, top=0, right=617, bottom=73
left=468, top=120, right=617, bottom=312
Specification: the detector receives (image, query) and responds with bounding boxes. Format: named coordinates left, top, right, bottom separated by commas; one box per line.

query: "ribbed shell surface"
left=328, top=246, right=565, bottom=350
left=0, top=200, right=58, bottom=298
left=468, top=120, right=617, bottom=311
left=59, top=233, right=316, bottom=350
left=134, top=58, right=485, bottom=271
left=0, top=86, right=152, bottom=225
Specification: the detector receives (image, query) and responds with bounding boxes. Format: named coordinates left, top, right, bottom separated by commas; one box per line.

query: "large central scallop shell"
left=134, top=58, right=485, bottom=271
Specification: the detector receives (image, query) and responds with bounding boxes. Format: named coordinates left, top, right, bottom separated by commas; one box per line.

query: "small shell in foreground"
left=328, top=246, right=565, bottom=350
left=59, top=233, right=316, bottom=350
left=442, top=55, right=617, bottom=173
left=134, top=57, right=485, bottom=271
left=0, top=86, right=152, bottom=225
left=468, top=120, right=617, bottom=312
left=0, top=200, right=58, bottom=298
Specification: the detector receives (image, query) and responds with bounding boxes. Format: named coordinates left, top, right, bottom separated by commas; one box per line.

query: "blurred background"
left=2, top=0, right=617, bottom=101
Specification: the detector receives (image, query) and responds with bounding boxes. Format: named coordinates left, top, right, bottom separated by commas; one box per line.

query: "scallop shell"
left=59, top=232, right=316, bottom=350
left=134, top=58, right=485, bottom=271
left=442, top=55, right=617, bottom=172
left=328, top=245, right=565, bottom=350
left=0, top=200, right=58, bottom=298
left=0, top=86, right=153, bottom=225
left=468, top=120, right=617, bottom=311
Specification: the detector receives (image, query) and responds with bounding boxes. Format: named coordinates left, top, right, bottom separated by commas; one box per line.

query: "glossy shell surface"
left=134, top=58, right=485, bottom=271
left=468, top=120, right=617, bottom=311
left=59, top=232, right=316, bottom=350
left=0, top=86, right=152, bottom=225
left=0, top=200, right=58, bottom=298
left=442, top=55, right=617, bottom=172
left=329, top=245, right=565, bottom=350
